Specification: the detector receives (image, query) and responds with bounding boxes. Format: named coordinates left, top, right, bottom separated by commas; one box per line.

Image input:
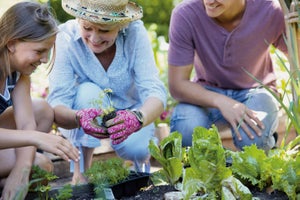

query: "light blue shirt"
left=48, top=19, right=166, bottom=110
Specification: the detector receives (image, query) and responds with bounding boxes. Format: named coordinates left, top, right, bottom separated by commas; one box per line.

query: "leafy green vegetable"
left=150, top=124, right=300, bottom=199
left=182, top=126, right=252, bottom=200
left=149, top=131, right=183, bottom=186
left=230, top=145, right=268, bottom=189
left=229, top=141, right=300, bottom=199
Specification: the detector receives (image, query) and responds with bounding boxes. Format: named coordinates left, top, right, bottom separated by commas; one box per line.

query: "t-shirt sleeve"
left=168, top=9, right=195, bottom=67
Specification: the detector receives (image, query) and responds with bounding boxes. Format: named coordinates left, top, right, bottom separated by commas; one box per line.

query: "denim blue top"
left=48, top=19, right=167, bottom=110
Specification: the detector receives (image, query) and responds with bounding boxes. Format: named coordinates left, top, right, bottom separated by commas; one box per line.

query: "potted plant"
left=91, top=88, right=117, bottom=127
left=15, top=158, right=151, bottom=199
left=83, top=157, right=151, bottom=199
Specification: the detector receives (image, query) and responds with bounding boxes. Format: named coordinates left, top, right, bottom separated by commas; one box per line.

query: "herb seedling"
left=30, top=165, right=58, bottom=200
left=91, top=88, right=116, bottom=126
left=84, top=157, right=130, bottom=197
left=55, top=184, right=73, bottom=200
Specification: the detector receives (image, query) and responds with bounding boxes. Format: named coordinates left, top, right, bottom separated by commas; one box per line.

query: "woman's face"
left=8, top=35, right=56, bottom=75
left=79, top=20, right=120, bottom=54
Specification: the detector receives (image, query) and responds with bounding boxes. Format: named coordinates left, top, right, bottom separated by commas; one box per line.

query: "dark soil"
left=21, top=183, right=289, bottom=200
left=120, top=184, right=289, bottom=200
left=102, top=111, right=117, bottom=127
left=120, top=185, right=175, bottom=200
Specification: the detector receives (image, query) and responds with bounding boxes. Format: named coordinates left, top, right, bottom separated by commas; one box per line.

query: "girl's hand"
left=1, top=165, right=30, bottom=200
left=34, top=133, right=80, bottom=162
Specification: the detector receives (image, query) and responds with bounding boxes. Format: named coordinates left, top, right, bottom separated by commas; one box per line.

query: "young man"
left=168, top=0, right=298, bottom=151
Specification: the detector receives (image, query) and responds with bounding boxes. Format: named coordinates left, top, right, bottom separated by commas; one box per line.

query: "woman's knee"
left=74, top=82, right=103, bottom=109
left=114, top=131, right=154, bottom=161
left=32, top=98, right=54, bottom=132
left=34, top=152, right=53, bottom=173
left=0, top=149, right=16, bottom=177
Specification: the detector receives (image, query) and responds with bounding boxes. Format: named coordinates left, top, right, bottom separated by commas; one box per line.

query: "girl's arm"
left=0, top=128, right=80, bottom=162
left=11, top=74, right=36, bottom=171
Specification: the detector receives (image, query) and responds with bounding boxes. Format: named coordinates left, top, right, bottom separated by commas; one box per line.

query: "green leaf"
left=230, top=145, right=267, bottom=188
left=221, top=176, right=252, bottom=200
left=182, top=168, right=207, bottom=200
left=149, top=132, right=183, bottom=185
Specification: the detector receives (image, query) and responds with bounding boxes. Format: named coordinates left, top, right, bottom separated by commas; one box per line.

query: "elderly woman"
left=47, top=0, right=167, bottom=184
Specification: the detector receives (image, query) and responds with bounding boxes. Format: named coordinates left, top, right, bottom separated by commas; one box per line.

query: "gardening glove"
left=106, top=110, right=143, bottom=145
left=76, top=108, right=109, bottom=139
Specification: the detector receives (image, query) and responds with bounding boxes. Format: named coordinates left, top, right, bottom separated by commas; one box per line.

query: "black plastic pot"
left=24, top=171, right=151, bottom=200
left=110, top=171, right=151, bottom=199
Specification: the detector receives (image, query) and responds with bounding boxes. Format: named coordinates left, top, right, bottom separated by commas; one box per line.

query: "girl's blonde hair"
left=0, top=2, right=58, bottom=79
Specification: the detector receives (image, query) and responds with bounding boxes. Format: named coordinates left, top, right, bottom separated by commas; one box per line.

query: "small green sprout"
left=92, top=88, right=115, bottom=117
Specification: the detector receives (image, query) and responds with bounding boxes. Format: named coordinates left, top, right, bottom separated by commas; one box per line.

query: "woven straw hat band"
left=62, top=0, right=142, bottom=24
left=79, top=0, right=128, bottom=14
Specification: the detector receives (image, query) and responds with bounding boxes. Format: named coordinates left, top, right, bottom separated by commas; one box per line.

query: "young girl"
left=0, top=2, right=79, bottom=200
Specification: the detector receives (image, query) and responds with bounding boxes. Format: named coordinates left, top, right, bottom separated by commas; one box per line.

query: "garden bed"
left=23, top=183, right=289, bottom=200
left=122, top=184, right=289, bottom=200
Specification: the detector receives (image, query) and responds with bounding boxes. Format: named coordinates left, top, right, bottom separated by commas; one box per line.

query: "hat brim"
left=62, top=0, right=143, bottom=24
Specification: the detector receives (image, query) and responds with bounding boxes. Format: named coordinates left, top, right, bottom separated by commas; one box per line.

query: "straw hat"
left=62, top=0, right=143, bottom=24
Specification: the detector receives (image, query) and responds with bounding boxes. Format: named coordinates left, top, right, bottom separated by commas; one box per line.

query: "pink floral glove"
left=107, top=110, right=142, bottom=145
left=76, top=108, right=108, bottom=139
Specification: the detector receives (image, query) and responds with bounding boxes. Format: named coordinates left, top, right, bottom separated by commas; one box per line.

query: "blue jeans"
left=61, top=82, right=157, bottom=173
left=170, top=86, right=279, bottom=151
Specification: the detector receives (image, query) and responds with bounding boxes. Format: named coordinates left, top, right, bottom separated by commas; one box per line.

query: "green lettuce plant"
left=182, top=126, right=252, bottom=200
left=149, top=125, right=300, bottom=199
left=229, top=138, right=300, bottom=200
left=149, top=126, right=253, bottom=199
left=149, top=131, right=183, bottom=186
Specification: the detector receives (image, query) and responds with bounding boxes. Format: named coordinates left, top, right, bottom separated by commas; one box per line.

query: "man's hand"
left=76, top=108, right=108, bottom=138
left=218, top=98, right=264, bottom=141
